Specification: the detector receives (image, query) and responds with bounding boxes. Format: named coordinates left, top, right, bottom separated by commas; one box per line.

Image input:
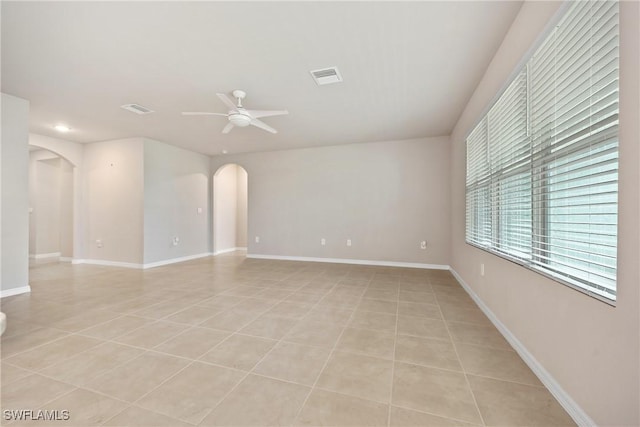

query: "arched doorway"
left=28, top=146, right=75, bottom=265
left=213, top=164, right=248, bottom=255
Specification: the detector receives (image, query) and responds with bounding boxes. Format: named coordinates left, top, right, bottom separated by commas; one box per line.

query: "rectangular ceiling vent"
left=121, top=103, right=154, bottom=115
left=310, top=66, right=343, bottom=85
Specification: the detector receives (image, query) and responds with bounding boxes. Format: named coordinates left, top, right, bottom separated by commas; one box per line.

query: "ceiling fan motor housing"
left=229, top=112, right=251, bottom=127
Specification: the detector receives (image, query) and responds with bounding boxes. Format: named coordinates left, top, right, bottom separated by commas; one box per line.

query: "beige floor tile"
left=231, top=297, right=279, bottom=313
left=456, top=343, right=541, bottom=386
left=197, top=295, right=246, bottom=309
left=266, top=301, right=314, bottom=319
left=399, top=290, right=437, bottom=304
left=136, top=362, right=244, bottom=424
left=316, top=351, right=393, bottom=403
left=113, top=321, right=189, bottom=349
left=240, top=313, right=299, bottom=339
left=201, top=374, right=310, bottom=426
left=305, top=306, right=354, bottom=326
left=447, top=321, right=511, bottom=350
left=397, top=315, right=450, bottom=340
left=1, top=374, right=75, bottom=410
left=358, top=298, right=398, bottom=314
left=49, top=310, right=123, bottom=332
left=6, top=335, right=102, bottom=371
left=163, top=305, right=221, bottom=325
left=0, top=327, right=69, bottom=358
left=85, top=352, right=190, bottom=402
left=253, top=341, right=330, bottom=385
left=199, top=334, right=277, bottom=371
left=363, top=288, right=398, bottom=301
left=154, top=327, right=229, bottom=359
left=440, top=303, right=492, bottom=325
left=39, top=341, right=144, bottom=386
left=1, top=362, right=32, bottom=386
left=0, top=318, right=43, bottom=340
left=103, top=406, right=191, bottom=426
left=390, top=406, right=479, bottom=426
left=78, top=315, right=153, bottom=340
left=133, top=300, right=192, bottom=320
left=220, top=286, right=265, bottom=297
left=348, top=310, right=397, bottom=333
left=199, top=308, right=259, bottom=332
left=392, top=362, right=481, bottom=424
left=398, top=301, right=442, bottom=319
left=283, top=319, right=344, bottom=349
left=295, top=389, right=389, bottom=426
left=468, top=375, right=575, bottom=426
left=285, top=292, right=325, bottom=304
left=255, top=289, right=294, bottom=300
left=35, top=388, right=128, bottom=426
left=335, top=327, right=395, bottom=359
left=395, top=335, right=462, bottom=371
left=318, top=295, right=362, bottom=309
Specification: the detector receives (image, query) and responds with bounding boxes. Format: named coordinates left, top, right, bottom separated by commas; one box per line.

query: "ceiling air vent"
left=120, top=103, right=154, bottom=115
left=310, top=66, right=343, bottom=85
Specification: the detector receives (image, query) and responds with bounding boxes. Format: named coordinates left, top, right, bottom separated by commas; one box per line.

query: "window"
left=465, top=0, right=619, bottom=302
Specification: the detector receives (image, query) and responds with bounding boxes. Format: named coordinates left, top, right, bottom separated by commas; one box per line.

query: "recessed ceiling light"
left=222, top=150, right=228, bottom=154
left=54, top=124, right=71, bottom=132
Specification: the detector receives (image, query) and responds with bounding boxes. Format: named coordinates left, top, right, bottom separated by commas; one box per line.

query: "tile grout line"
left=290, top=274, right=374, bottom=426
left=387, top=280, right=401, bottom=427
left=436, top=289, right=488, bottom=427
left=188, top=271, right=346, bottom=425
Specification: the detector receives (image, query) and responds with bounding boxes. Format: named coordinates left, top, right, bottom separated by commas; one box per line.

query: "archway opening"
left=213, top=164, right=248, bottom=256
left=28, top=146, right=74, bottom=266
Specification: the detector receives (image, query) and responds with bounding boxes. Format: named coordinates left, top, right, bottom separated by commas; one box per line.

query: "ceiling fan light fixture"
left=229, top=113, right=251, bottom=127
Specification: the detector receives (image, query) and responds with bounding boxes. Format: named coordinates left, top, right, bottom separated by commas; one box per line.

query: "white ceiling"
left=2, top=1, right=522, bottom=156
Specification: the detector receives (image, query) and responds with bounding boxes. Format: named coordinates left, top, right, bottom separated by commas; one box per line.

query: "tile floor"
left=1, top=253, right=575, bottom=426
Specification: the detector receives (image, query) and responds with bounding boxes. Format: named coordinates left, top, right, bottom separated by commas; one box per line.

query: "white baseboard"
left=0, top=286, right=31, bottom=298
left=59, top=257, right=73, bottom=262
left=449, top=267, right=594, bottom=427
left=213, top=247, right=247, bottom=256
left=29, top=252, right=61, bottom=260
left=143, top=252, right=213, bottom=269
left=74, top=259, right=143, bottom=269
left=72, top=253, right=214, bottom=270
left=247, top=254, right=449, bottom=270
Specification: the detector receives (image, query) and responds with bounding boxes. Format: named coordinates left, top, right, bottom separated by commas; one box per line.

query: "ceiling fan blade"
left=182, top=112, right=228, bottom=116
left=246, top=109, right=289, bottom=119
left=250, top=118, right=277, bottom=134
left=217, top=93, right=238, bottom=110
left=222, top=122, right=235, bottom=134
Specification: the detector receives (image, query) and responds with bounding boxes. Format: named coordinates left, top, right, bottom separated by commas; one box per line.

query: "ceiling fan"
left=182, top=90, right=288, bottom=134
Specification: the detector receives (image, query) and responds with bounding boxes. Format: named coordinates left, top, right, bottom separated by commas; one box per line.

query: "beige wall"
left=143, top=139, right=210, bottom=264
left=236, top=166, right=248, bottom=248
left=1, top=93, right=30, bottom=294
left=211, top=137, right=450, bottom=265
left=83, top=138, right=144, bottom=264
left=213, top=164, right=239, bottom=253
left=29, top=133, right=84, bottom=259
left=449, top=2, right=639, bottom=425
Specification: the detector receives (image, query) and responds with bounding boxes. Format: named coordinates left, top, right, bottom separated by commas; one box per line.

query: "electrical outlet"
left=420, top=240, right=427, bottom=250
left=96, top=239, right=103, bottom=248
left=255, top=236, right=260, bottom=243
left=321, top=238, right=326, bottom=246
left=172, top=236, right=180, bottom=246
left=197, top=207, right=203, bottom=214
left=347, top=239, right=352, bottom=247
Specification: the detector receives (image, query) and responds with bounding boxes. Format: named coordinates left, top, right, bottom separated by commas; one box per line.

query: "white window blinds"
left=465, top=0, right=619, bottom=302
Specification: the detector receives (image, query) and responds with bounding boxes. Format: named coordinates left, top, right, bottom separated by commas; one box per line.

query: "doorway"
left=213, top=164, right=248, bottom=255
left=28, top=147, right=74, bottom=265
